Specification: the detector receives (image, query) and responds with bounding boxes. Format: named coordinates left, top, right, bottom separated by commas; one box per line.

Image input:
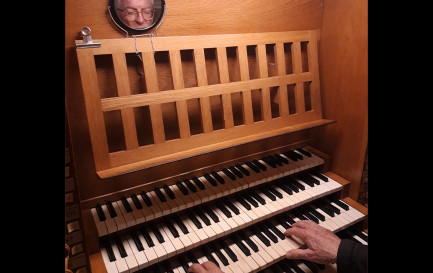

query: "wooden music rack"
left=75, top=30, right=335, bottom=179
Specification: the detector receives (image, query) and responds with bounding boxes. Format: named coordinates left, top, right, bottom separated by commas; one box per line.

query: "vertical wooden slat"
left=256, top=44, right=272, bottom=121
left=193, top=48, right=213, bottom=133
left=76, top=50, right=110, bottom=170
left=237, top=45, right=254, bottom=125
left=274, top=43, right=290, bottom=117
left=291, top=41, right=306, bottom=114
left=142, top=51, right=166, bottom=143
left=307, top=30, right=322, bottom=115
left=112, top=53, right=139, bottom=150
left=169, top=50, right=191, bottom=138
left=216, top=47, right=234, bottom=129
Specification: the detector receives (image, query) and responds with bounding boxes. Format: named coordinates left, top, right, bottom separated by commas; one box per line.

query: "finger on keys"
left=285, top=247, right=314, bottom=260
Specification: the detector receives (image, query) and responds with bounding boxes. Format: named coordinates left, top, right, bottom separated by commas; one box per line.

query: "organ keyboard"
left=72, top=30, right=368, bottom=273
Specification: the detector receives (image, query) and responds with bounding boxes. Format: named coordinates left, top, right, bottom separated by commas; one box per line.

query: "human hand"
left=284, top=220, right=341, bottom=264
left=188, top=261, right=225, bottom=273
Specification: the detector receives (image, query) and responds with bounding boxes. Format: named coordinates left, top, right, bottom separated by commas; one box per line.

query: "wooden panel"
left=74, top=30, right=326, bottom=178
left=274, top=42, right=290, bottom=117
left=193, top=48, right=213, bottom=133
left=112, top=53, right=138, bottom=150
left=291, top=41, right=306, bottom=114
left=142, top=51, right=166, bottom=143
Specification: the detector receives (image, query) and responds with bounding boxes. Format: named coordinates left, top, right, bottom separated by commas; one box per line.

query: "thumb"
left=285, top=248, right=311, bottom=260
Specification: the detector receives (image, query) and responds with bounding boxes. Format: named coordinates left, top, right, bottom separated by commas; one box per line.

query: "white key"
left=116, top=200, right=136, bottom=227
left=133, top=194, right=154, bottom=222
left=194, top=211, right=217, bottom=241
left=201, top=174, right=224, bottom=199
left=242, top=163, right=268, bottom=186
left=217, top=170, right=243, bottom=193
left=100, top=244, right=119, bottom=273
left=229, top=198, right=257, bottom=225
left=212, top=205, right=237, bottom=234
left=156, top=223, right=177, bottom=259
left=111, top=240, right=129, bottom=273
left=189, top=177, right=210, bottom=203
left=185, top=213, right=209, bottom=243
left=120, top=235, right=139, bottom=272
left=110, top=202, right=127, bottom=231
left=91, top=207, right=108, bottom=236
left=230, top=239, right=261, bottom=271
left=101, top=204, right=118, bottom=234
left=173, top=221, right=194, bottom=251
left=243, top=230, right=273, bottom=264
left=139, top=191, right=162, bottom=219
left=161, top=222, right=185, bottom=254
left=125, top=197, right=146, bottom=224
left=168, top=184, right=187, bottom=211
left=196, top=176, right=218, bottom=201
left=248, top=232, right=280, bottom=261
left=125, top=234, right=148, bottom=270
left=149, top=190, right=171, bottom=216
left=136, top=232, right=158, bottom=266
left=222, top=239, right=254, bottom=273
left=179, top=214, right=201, bottom=247
left=181, top=180, right=202, bottom=206
left=214, top=171, right=233, bottom=195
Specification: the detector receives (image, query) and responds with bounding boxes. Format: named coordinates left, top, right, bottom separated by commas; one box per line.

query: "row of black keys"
left=103, top=196, right=348, bottom=263
left=94, top=148, right=315, bottom=221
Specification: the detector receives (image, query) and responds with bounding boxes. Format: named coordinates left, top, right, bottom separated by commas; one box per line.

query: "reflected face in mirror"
left=115, top=0, right=155, bottom=29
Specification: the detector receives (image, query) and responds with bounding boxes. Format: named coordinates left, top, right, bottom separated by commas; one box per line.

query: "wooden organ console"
left=70, top=30, right=368, bottom=273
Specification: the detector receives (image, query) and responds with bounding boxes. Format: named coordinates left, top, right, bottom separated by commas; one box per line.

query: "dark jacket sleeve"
left=337, top=239, right=368, bottom=273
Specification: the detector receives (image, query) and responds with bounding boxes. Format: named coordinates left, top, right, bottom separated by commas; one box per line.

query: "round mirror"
left=109, top=0, right=166, bottom=35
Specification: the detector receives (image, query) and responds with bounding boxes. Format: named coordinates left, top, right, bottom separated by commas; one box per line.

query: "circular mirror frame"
left=108, top=0, right=166, bottom=35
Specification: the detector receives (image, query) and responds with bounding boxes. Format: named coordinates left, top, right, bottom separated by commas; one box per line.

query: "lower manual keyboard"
left=100, top=195, right=366, bottom=273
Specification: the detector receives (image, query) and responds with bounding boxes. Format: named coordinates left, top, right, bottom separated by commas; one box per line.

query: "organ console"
left=67, top=27, right=368, bottom=273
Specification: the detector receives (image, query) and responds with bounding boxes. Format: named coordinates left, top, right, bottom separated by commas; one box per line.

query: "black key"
left=130, top=231, right=144, bottom=251
left=229, top=166, right=243, bottom=178
left=103, top=240, right=116, bottom=262
left=274, top=153, right=289, bottom=164
left=121, top=197, right=132, bottom=213
left=151, top=226, right=165, bottom=243
left=204, top=173, right=217, bottom=186
left=296, top=147, right=312, bottom=157
left=239, top=233, right=259, bottom=252
left=192, top=176, right=205, bottom=190
left=188, top=212, right=202, bottom=229
left=236, top=164, right=250, bottom=176
left=285, top=259, right=305, bottom=273
left=183, top=179, right=197, bottom=193
left=322, top=199, right=341, bottom=214
left=179, top=256, right=191, bottom=273
left=196, top=208, right=211, bottom=226
left=114, top=237, right=127, bottom=258
left=232, top=235, right=251, bottom=256
left=244, top=193, right=259, bottom=208
left=140, top=227, right=154, bottom=247
left=154, top=188, right=167, bottom=202
left=187, top=253, right=199, bottom=264
left=268, top=186, right=283, bottom=199
left=225, top=199, right=240, bottom=215
left=163, top=185, right=176, bottom=199
left=294, top=210, right=309, bottom=221
left=351, top=228, right=368, bottom=242
left=131, top=194, right=143, bottom=209
left=216, top=203, right=232, bottom=218
left=222, top=168, right=236, bottom=180
left=106, top=201, right=117, bottom=218
left=204, top=207, right=220, bottom=223
left=268, top=155, right=283, bottom=166
left=211, top=171, right=225, bottom=184
left=314, top=201, right=334, bottom=217
left=212, top=243, right=229, bottom=266
left=140, top=191, right=153, bottom=206
left=303, top=173, right=321, bottom=185
left=259, top=187, right=276, bottom=201
left=259, top=223, right=278, bottom=243
left=261, top=156, right=277, bottom=168
left=284, top=179, right=299, bottom=193
left=235, top=195, right=251, bottom=210
left=331, top=198, right=350, bottom=211
left=221, top=241, right=238, bottom=262
left=271, top=263, right=286, bottom=273
left=276, top=216, right=291, bottom=230
left=286, top=177, right=304, bottom=190
left=301, top=260, right=319, bottom=273
left=174, top=215, right=189, bottom=234
left=281, top=213, right=296, bottom=225
left=250, top=190, right=266, bottom=205
left=296, top=174, right=315, bottom=187
left=300, top=209, right=320, bottom=223
left=165, top=220, right=180, bottom=238
left=264, top=220, right=285, bottom=240
left=95, top=204, right=106, bottom=221
left=202, top=246, right=219, bottom=267
left=252, top=226, right=270, bottom=246
left=312, top=171, right=328, bottom=182
left=163, top=263, right=175, bottom=273
left=246, top=161, right=260, bottom=173
left=176, top=181, right=189, bottom=195
left=305, top=206, right=325, bottom=221
left=275, top=181, right=293, bottom=195
left=283, top=150, right=300, bottom=161
left=252, top=159, right=267, bottom=171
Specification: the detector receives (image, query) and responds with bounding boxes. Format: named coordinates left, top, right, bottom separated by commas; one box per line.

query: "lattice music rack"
left=75, top=30, right=335, bottom=179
